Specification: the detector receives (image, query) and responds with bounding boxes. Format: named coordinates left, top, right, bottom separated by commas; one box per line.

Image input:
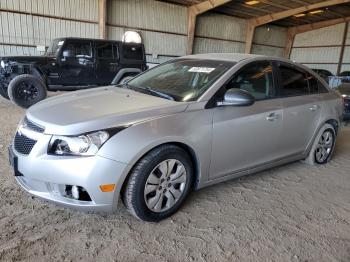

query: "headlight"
left=49, top=131, right=109, bottom=156
left=0, top=60, right=5, bottom=68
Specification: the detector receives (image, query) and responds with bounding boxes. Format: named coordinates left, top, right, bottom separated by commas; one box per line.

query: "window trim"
left=206, top=60, right=277, bottom=108
left=60, top=40, right=93, bottom=59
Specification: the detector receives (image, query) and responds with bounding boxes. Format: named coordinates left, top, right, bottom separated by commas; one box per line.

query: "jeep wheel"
left=8, top=74, right=47, bottom=108
left=0, top=83, right=9, bottom=100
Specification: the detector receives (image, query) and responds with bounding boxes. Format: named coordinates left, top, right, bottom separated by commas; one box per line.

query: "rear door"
left=209, top=61, right=284, bottom=179
left=95, top=41, right=119, bottom=85
left=276, top=63, right=323, bottom=157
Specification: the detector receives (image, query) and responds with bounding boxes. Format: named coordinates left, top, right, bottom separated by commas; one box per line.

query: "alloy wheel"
left=16, top=81, right=38, bottom=101
left=315, top=130, right=334, bottom=163
left=144, top=159, right=187, bottom=213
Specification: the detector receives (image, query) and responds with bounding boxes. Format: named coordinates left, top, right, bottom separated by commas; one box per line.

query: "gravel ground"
left=0, top=95, right=349, bottom=262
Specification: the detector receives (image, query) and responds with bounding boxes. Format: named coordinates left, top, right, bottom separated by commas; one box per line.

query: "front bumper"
left=10, top=136, right=130, bottom=212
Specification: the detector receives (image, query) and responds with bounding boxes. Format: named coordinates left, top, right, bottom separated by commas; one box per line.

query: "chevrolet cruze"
left=9, top=54, right=343, bottom=222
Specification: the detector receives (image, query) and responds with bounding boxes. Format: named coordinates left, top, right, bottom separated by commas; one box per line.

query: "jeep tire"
left=8, top=74, right=47, bottom=108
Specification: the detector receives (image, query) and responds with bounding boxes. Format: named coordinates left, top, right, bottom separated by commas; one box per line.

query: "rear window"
left=123, top=45, right=143, bottom=60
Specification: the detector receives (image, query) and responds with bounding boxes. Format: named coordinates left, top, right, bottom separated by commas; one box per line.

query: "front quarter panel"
left=97, top=108, right=213, bottom=188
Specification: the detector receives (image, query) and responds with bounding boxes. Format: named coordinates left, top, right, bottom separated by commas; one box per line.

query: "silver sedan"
left=9, top=54, right=343, bottom=221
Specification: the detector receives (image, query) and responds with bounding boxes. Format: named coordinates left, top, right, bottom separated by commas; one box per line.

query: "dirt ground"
left=0, top=95, right=349, bottom=262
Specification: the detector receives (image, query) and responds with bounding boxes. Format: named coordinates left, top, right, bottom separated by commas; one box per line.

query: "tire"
left=304, top=123, right=336, bottom=165
left=122, top=145, right=193, bottom=222
left=0, top=83, right=9, bottom=100
left=119, top=76, right=134, bottom=84
left=8, top=74, right=47, bottom=108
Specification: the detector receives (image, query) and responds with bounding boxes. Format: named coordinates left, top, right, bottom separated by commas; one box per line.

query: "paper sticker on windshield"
left=58, top=41, right=64, bottom=46
left=189, top=67, right=215, bottom=74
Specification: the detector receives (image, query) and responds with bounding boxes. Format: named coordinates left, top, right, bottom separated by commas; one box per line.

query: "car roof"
left=181, top=53, right=301, bottom=65
left=53, top=37, right=143, bottom=45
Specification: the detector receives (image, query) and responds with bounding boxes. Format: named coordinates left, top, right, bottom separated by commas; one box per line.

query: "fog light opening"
left=65, top=185, right=92, bottom=201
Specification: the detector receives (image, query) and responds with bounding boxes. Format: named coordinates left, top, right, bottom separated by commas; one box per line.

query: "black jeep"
left=0, top=37, right=147, bottom=108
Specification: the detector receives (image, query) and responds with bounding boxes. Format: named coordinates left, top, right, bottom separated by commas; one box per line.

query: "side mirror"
left=217, top=89, right=255, bottom=107
left=62, top=50, right=74, bottom=58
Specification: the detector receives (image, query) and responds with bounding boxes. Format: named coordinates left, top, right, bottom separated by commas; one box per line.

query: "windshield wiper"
left=125, top=84, right=175, bottom=101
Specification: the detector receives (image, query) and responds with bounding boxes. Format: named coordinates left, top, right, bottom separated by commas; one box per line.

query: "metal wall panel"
left=342, top=46, right=350, bottom=63
left=107, top=25, right=186, bottom=57
left=0, top=0, right=98, bottom=21
left=341, top=64, right=350, bottom=72
left=303, top=64, right=338, bottom=75
left=193, top=38, right=245, bottom=54
left=254, top=25, right=287, bottom=47
left=293, top=23, right=345, bottom=47
left=290, top=47, right=341, bottom=63
left=252, top=44, right=284, bottom=57
left=346, top=23, right=350, bottom=45
left=107, top=0, right=187, bottom=63
left=195, top=13, right=246, bottom=42
left=0, top=45, right=38, bottom=56
left=107, top=0, right=187, bottom=35
left=0, top=9, right=99, bottom=52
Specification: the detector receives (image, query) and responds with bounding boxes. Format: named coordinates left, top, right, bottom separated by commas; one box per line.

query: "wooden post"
left=186, top=0, right=232, bottom=55
left=284, top=28, right=296, bottom=59
left=187, top=7, right=197, bottom=55
left=99, top=0, right=107, bottom=39
left=245, top=21, right=256, bottom=54
left=337, top=22, right=349, bottom=75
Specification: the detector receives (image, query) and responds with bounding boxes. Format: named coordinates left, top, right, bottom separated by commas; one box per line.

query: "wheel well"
left=170, top=142, right=199, bottom=189
left=121, top=72, right=137, bottom=79
left=325, top=119, right=339, bottom=135
left=121, top=142, right=200, bottom=193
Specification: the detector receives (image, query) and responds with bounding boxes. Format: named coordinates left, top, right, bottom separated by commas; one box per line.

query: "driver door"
left=52, top=40, right=95, bottom=86
left=209, top=61, right=284, bottom=179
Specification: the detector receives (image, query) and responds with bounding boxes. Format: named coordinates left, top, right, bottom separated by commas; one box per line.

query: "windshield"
left=46, top=39, right=64, bottom=56
left=127, top=59, right=234, bottom=102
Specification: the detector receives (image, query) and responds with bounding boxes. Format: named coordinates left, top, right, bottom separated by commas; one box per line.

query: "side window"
left=308, top=74, right=329, bottom=94
left=318, top=80, right=329, bottom=93
left=62, top=41, right=92, bottom=58
left=279, top=65, right=309, bottom=97
left=226, top=62, right=273, bottom=100
left=97, top=42, right=113, bottom=59
left=123, top=45, right=143, bottom=60
left=308, top=74, right=319, bottom=94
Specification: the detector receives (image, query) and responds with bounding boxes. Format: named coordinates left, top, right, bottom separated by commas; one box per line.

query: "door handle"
left=266, top=113, right=279, bottom=121
left=109, top=63, right=118, bottom=65
left=309, top=105, right=319, bottom=111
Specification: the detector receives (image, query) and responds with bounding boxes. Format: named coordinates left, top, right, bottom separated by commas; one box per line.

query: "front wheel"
left=8, top=74, right=47, bottom=108
left=304, top=123, right=336, bottom=165
left=122, top=145, right=193, bottom=222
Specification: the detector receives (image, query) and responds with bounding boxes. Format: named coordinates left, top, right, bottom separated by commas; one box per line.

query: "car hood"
left=27, top=87, right=189, bottom=135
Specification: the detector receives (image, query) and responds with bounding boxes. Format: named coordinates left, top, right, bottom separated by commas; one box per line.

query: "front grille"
left=23, top=116, right=45, bottom=133
left=14, top=132, right=37, bottom=155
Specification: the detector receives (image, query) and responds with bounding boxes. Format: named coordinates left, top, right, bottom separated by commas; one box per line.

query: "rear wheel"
left=122, top=145, right=193, bottom=222
left=119, top=76, right=134, bottom=84
left=8, top=74, right=47, bottom=108
left=304, top=123, right=336, bottom=165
